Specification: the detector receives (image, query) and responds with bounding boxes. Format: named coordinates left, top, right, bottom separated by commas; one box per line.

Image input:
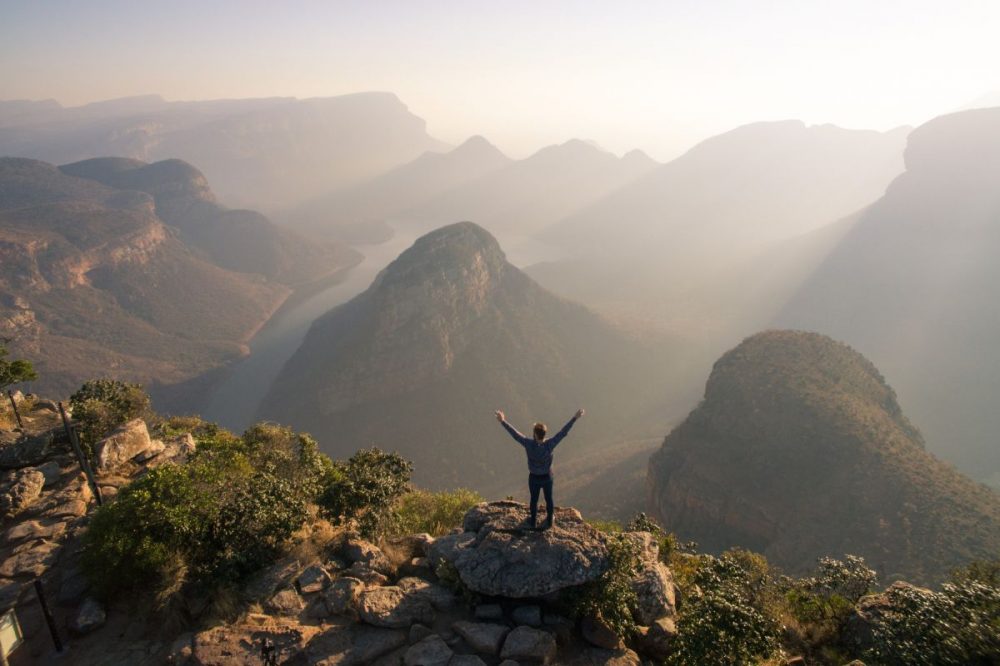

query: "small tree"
left=0, top=340, right=37, bottom=390
left=69, top=378, right=151, bottom=448
left=318, top=447, right=412, bottom=539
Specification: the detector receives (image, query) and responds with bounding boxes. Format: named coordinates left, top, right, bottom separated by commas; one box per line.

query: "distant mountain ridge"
left=0, top=93, right=449, bottom=211
left=260, top=222, right=683, bottom=491
left=647, top=330, right=1000, bottom=584
left=777, top=107, right=1000, bottom=485
left=59, top=157, right=359, bottom=286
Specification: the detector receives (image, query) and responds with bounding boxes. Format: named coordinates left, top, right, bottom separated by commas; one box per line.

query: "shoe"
left=541, top=516, right=554, bottom=530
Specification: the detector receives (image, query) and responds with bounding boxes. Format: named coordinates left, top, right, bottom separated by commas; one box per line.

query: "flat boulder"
left=500, top=626, right=557, bottom=664
left=452, top=621, right=509, bottom=655
left=358, top=586, right=435, bottom=629
left=441, top=501, right=608, bottom=598
left=404, top=635, right=453, bottom=666
left=306, top=623, right=407, bottom=665
left=95, top=419, right=152, bottom=471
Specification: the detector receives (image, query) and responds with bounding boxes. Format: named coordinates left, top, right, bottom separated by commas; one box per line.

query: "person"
left=495, top=407, right=585, bottom=529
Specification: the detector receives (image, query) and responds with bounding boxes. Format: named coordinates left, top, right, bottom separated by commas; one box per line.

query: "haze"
left=3, top=0, right=999, bottom=159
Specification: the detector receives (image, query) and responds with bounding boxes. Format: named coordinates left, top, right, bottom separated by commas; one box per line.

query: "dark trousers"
left=529, top=473, right=554, bottom=525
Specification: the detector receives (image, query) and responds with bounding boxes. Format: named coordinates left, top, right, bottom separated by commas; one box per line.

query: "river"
left=200, top=222, right=562, bottom=432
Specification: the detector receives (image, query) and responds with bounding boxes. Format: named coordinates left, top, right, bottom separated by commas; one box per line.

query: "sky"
left=2, top=0, right=999, bottom=159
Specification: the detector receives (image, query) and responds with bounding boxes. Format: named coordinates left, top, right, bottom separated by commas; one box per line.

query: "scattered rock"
left=306, top=623, right=407, bottom=665
left=452, top=621, right=510, bottom=655
left=358, top=586, right=435, bottom=629
left=298, top=563, right=332, bottom=594
left=441, top=502, right=609, bottom=597
left=70, top=598, right=106, bottom=635
left=631, top=561, right=677, bottom=625
left=397, top=576, right=456, bottom=610
left=34, top=460, right=62, bottom=486
left=582, top=614, right=623, bottom=650
left=0, top=468, right=44, bottom=518
left=512, top=605, right=541, bottom=627
left=133, top=439, right=166, bottom=463
left=267, top=587, right=305, bottom=615
left=404, top=635, right=453, bottom=666
left=474, top=603, right=503, bottom=620
left=634, top=616, right=677, bottom=660
left=500, top=626, right=557, bottom=664
left=95, top=419, right=152, bottom=470
left=324, top=577, right=366, bottom=616
left=0, top=431, right=52, bottom=469
left=345, top=561, right=390, bottom=586
left=343, top=537, right=393, bottom=575
left=409, top=623, right=434, bottom=644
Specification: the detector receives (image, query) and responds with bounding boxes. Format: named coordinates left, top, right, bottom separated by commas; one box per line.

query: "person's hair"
left=533, top=423, right=547, bottom=440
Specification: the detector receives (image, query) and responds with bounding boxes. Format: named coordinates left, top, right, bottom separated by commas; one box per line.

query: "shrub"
left=0, top=340, right=37, bottom=390
left=951, top=559, right=1000, bottom=587
left=564, top=532, right=642, bottom=640
left=81, top=423, right=326, bottom=603
left=806, top=555, right=877, bottom=604
left=69, top=378, right=151, bottom=451
left=318, top=447, right=412, bottom=539
left=667, top=549, right=781, bottom=665
left=391, top=488, right=483, bottom=536
left=864, top=581, right=1000, bottom=665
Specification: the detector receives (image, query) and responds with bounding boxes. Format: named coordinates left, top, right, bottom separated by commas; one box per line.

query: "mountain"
left=290, top=136, right=513, bottom=242
left=399, top=140, right=659, bottom=239
left=776, top=107, right=1000, bottom=486
left=647, top=330, right=1000, bottom=583
left=0, top=157, right=291, bottom=397
left=0, top=93, right=449, bottom=211
left=58, top=157, right=359, bottom=286
left=260, top=222, right=683, bottom=491
left=528, top=121, right=908, bottom=325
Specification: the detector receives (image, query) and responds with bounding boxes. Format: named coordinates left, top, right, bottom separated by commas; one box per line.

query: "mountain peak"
left=450, top=135, right=507, bottom=160
left=377, top=222, right=506, bottom=290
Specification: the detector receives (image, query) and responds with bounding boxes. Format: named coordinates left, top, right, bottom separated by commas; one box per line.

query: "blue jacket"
left=500, top=416, right=579, bottom=475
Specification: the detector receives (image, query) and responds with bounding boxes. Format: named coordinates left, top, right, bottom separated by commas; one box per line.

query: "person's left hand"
left=495, top=409, right=505, bottom=423
left=575, top=408, right=586, bottom=419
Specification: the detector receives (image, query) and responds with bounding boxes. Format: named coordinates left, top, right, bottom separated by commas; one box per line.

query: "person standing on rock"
left=495, top=408, right=585, bottom=530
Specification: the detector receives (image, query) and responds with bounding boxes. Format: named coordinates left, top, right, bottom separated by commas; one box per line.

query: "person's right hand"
left=575, top=408, right=586, bottom=419
left=495, top=409, right=505, bottom=423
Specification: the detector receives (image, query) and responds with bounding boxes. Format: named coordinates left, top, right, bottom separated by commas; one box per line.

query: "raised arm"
left=547, top=408, right=585, bottom=449
left=496, top=409, right=532, bottom=447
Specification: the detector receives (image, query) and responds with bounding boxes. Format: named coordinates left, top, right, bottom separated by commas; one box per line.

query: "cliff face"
left=647, top=330, right=1000, bottom=583
left=0, top=157, right=288, bottom=397
left=261, top=222, right=681, bottom=492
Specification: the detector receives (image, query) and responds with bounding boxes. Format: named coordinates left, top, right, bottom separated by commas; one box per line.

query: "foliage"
left=624, top=511, right=697, bottom=565
left=950, top=558, right=1000, bottom=587
left=391, top=487, right=483, bottom=537
left=434, top=559, right=478, bottom=605
left=318, top=447, right=413, bottom=539
left=81, top=422, right=328, bottom=602
left=69, top=378, right=151, bottom=452
left=667, top=549, right=780, bottom=665
left=864, top=581, right=1000, bottom=666
left=0, top=340, right=37, bottom=390
left=805, top=555, right=878, bottom=604
left=564, top=532, right=642, bottom=640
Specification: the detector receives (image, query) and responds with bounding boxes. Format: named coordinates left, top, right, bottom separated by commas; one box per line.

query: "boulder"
left=564, top=647, right=642, bottom=665
left=306, top=624, right=407, bottom=665
left=452, top=621, right=509, bottom=655
left=0, top=539, right=59, bottom=577
left=441, top=501, right=608, bottom=598
left=427, top=532, right=475, bottom=565
left=404, top=635, right=453, bottom=666
left=298, top=564, right=332, bottom=594
left=193, top=617, right=317, bottom=664
left=358, top=586, right=435, bottom=628
left=474, top=603, right=503, bottom=620
left=267, top=587, right=305, bottom=615
left=245, top=557, right=304, bottom=601
left=500, top=626, right=557, bottom=664
left=450, top=656, right=488, bottom=666
left=582, top=614, right=623, bottom=650
left=69, top=598, right=106, bottom=635
left=0, top=431, right=52, bottom=469
left=397, top=576, right=457, bottom=610
left=133, top=439, right=165, bottom=463
left=324, top=577, right=366, bottom=616
left=409, top=623, right=434, bottom=644
left=343, top=537, right=393, bottom=575
left=631, top=561, right=677, bottom=624
left=0, top=469, right=45, bottom=518
left=634, top=616, right=677, bottom=660
left=34, top=460, right=62, bottom=486
left=511, top=605, right=542, bottom=627
left=95, top=419, right=152, bottom=470
left=345, top=562, right=390, bottom=586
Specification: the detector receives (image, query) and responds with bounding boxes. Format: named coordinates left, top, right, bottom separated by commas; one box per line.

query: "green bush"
left=864, top=581, right=1000, bottom=666
left=564, top=532, right=642, bottom=640
left=69, top=378, right=151, bottom=451
left=81, top=423, right=328, bottom=602
left=667, top=549, right=780, bottom=665
left=318, top=447, right=412, bottom=539
left=391, top=488, right=483, bottom=536
left=0, top=340, right=37, bottom=390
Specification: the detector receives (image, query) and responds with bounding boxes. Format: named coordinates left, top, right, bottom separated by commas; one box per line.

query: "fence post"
left=32, top=580, right=63, bottom=654
left=6, top=391, right=23, bottom=430
left=57, top=402, right=103, bottom=507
